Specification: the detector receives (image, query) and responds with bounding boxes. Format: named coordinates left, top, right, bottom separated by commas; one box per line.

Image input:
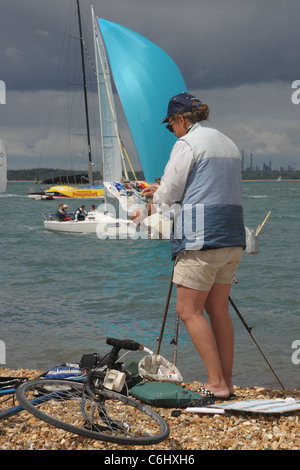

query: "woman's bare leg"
left=205, top=283, right=234, bottom=395
left=176, top=284, right=230, bottom=398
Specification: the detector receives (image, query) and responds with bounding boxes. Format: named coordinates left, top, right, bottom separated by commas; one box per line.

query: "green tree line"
left=7, top=168, right=146, bottom=182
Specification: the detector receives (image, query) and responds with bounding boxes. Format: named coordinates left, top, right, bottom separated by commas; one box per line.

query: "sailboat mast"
left=76, top=0, right=93, bottom=186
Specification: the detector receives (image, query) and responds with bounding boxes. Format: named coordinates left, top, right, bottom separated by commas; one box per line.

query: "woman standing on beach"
left=133, top=92, right=245, bottom=399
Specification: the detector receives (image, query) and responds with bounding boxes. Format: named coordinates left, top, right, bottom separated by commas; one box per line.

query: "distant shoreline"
left=7, top=168, right=300, bottom=183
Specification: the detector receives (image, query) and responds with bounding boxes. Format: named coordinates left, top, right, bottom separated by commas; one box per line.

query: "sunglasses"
left=166, top=117, right=178, bottom=133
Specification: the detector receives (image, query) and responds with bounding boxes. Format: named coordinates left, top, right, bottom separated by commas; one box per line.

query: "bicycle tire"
left=16, top=379, right=169, bottom=445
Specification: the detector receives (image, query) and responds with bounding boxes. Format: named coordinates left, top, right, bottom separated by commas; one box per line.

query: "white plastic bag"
left=138, top=354, right=183, bottom=383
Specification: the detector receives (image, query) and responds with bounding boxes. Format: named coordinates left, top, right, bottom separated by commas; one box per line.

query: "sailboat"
left=43, top=2, right=141, bottom=236
left=0, top=139, right=7, bottom=194
left=43, top=3, right=186, bottom=238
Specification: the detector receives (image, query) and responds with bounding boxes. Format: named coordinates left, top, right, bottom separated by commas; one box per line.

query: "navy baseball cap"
left=161, top=92, right=201, bottom=123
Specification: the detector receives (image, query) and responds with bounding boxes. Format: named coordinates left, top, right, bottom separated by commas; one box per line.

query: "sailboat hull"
left=45, top=185, right=104, bottom=199
left=43, top=211, right=141, bottom=237
left=29, top=192, right=47, bottom=200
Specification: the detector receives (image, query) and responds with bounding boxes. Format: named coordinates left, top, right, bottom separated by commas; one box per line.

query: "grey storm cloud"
left=1, top=0, right=300, bottom=170
left=1, top=0, right=300, bottom=92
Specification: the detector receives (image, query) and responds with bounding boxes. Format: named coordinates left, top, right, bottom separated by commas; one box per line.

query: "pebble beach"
left=1, top=368, right=299, bottom=451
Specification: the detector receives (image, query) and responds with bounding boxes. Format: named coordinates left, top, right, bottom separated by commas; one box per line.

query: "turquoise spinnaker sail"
left=98, top=18, right=187, bottom=182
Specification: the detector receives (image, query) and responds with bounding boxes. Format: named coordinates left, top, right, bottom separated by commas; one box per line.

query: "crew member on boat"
left=56, top=203, right=67, bottom=221
left=74, top=205, right=87, bottom=221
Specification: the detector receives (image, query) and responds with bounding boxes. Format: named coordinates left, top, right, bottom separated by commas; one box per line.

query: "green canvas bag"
left=130, top=381, right=207, bottom=408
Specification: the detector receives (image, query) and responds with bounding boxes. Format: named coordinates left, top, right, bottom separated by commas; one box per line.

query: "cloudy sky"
left=1, top=0, right=300, bottom=171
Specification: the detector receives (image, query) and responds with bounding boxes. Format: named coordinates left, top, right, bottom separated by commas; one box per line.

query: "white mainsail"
left=92, top=8, right=123, bottom=184
left=0, top=140, right=7, bottom=193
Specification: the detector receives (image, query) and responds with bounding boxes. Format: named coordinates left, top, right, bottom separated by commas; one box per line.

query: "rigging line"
left=82, top=39, right=97, bottom=77
left=76, top=0, right=97, bottom=77
left=72, top=2, right=101, bottom=173
left=77, top=0, right=93, bottom=185
left=121, top=142, right=137, bottom=181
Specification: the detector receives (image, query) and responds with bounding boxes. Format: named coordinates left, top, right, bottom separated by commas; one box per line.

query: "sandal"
left=197, top=387, right=237, bottom=401
left=196, top=387, right=215, bottom=398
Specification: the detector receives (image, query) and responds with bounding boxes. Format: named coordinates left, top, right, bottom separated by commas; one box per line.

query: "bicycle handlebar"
left=106, top=337, right=143, bottom=351
left=106, top=338, right=144, bottom=370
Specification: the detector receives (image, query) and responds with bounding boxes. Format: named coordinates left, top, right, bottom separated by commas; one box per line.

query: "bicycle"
left=15, top=338, right=170, bottom=445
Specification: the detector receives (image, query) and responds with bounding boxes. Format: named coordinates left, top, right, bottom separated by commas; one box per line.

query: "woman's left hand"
left=142, top=185, right=158, bottom=199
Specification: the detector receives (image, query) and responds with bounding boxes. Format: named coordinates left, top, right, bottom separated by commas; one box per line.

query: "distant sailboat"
left=0, top=139, right=7, bottom=194
left=277, top=175, right=282, bottom=182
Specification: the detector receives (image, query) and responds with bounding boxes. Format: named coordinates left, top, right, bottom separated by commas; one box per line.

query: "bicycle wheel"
left=16, top=379, right=169, bottom=445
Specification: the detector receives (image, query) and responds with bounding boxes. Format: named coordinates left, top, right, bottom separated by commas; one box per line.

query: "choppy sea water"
left=0, top=181, right=299, bottom=390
